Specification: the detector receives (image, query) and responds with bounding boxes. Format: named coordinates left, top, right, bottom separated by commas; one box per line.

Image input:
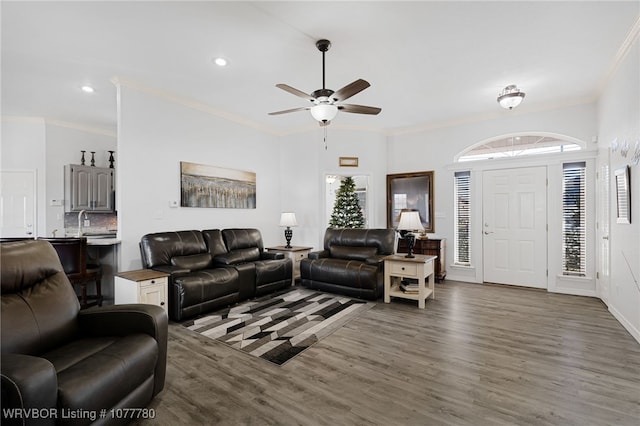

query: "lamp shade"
left=279, top=212, right=298, bottom=227
left=397, top=211, right=423, bottom=231
left=310, top=104, right=338, bottom=122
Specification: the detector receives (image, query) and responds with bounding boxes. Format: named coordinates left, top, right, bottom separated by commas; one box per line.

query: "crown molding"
left=1, top=116, right=116, bottom=137
left=598, top=15, right=640, bottom=94
left=111, top=76, right=286, bottom=137
left=386, top=96, right=597, bottom=137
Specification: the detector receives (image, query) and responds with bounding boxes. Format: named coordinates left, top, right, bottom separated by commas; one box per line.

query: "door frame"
left=482, top=166, right=548, bottom=288
left=449, top=149, right=598, bottom=296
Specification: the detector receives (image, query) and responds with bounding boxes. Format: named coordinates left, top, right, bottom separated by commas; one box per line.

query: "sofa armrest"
left=365, top=255, right=387, bottom=266
left=261, top=252, right=284, bottom=260
left=308, top=250, right=330, bottom=260
left=78, top=304, right=168, bottom=396
left=1, top=354, right=58, bottom=425
left=152, top=265, right=191, bottom=278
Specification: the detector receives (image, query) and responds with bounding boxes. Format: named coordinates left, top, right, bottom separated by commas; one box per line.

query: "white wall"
left=387, top=103, right=599, bottom=285
left=116, top=84, right=283, bottom=271
left=279, top=127, right=388, bottom=250
left=597, top=33, right=640, bottom=342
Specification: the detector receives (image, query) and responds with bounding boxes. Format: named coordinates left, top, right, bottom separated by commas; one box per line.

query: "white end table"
left=115, top=269, right=169, bottom=313
left=383, top=254, right=436, bottom=309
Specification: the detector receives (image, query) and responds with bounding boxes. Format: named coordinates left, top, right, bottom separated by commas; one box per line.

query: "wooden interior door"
left=483, top=167, right=547, bottom=288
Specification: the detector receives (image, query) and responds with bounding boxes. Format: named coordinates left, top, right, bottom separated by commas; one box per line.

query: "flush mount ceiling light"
left=213, top=57, right=227, bottom=67
left=81, top=85, right=95, bottom=93
left=497, top=84, right=525, bottom=110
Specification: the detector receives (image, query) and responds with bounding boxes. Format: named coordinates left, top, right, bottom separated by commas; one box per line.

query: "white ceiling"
left=2, top=1, right=638, bottom=136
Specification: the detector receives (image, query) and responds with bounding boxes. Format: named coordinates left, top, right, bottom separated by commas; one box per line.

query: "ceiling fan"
left=269, top=39, right=381, bottom=126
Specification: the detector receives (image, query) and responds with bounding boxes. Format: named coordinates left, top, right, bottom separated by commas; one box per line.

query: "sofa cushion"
left=255, top=260, right=290, bottom=286
left=44, top=334, right=157, bottom=414
left=140, top=231, right=207, bottom=268
left=173, top=269, right=239, bottom=307
left=222, top=228, right=264, bottom=251
left=171, top=253, right=212, bottom=270
left=323, top=228, right=395, bottom=255
left=329, top=245, right=378, bottom=262
left=1, top=240, right=80, bottom=356
left=202, top=229, right=228, bottom=257
left=302, top=258, right=379, bottom=290
left=215, top=247, right=260, bottom=265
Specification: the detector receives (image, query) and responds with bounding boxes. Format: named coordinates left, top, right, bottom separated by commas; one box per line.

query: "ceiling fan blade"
left=275, top=84, right=315, bottom=102
left=331, top=79, right=370, bottom=102
left=268, top=106, right=310, bottom=116
left=337, top=104, right=382, bottom=115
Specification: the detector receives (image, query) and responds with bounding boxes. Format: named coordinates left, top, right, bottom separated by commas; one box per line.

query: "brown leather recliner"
left=1, top=240, right=167, bottom=426
left=300, top=228, right=396, bottom=300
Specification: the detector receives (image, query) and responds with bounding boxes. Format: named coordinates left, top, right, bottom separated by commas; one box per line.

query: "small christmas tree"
left=329, top=176, right=365, bottom=228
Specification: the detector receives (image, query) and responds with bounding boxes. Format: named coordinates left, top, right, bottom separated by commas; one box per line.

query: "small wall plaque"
left=339, top=157, right=358, bottom=167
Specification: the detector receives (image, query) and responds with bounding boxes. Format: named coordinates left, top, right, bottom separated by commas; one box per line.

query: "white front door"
left=1, top=170, right=37, bottom=238
left=483, top=167, right=547, bottom=288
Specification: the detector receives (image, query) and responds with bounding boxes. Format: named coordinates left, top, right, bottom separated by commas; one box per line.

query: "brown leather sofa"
left=300, top=228, right=396, bottom=300
left=1, top=239, right=167, bottom=426
left=140, top=229, right=291, bottom=321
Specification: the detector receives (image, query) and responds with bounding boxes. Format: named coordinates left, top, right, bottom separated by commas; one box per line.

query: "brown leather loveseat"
left=1, top=239, right=167, bottom=426
left=300, top=228, right=396, bottom=300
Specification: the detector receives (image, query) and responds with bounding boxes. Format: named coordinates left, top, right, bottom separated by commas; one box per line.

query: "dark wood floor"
left=137, top=281, right=640, bottom=425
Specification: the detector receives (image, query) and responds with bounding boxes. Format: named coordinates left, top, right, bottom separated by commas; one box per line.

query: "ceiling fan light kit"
left=269, top=39, right=381, bottom=125
left=497, top=84, right=526, bottom=110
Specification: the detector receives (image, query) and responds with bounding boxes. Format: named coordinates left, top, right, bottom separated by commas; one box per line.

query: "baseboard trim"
left=609, top=304, right=640, bottom=344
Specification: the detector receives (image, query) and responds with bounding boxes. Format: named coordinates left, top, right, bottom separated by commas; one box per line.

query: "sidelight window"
left=454, top=171, right=471, bottom=265
left=562, top=162, right=586, bottom=276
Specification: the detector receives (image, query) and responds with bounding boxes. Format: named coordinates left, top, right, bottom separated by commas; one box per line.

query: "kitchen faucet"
left=77, top=210, right=87, bottom=237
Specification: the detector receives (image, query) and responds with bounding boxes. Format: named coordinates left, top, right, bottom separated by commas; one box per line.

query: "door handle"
left=602, top=236, right=609, bottom=240
left=484, top=231, right=493, bottom=235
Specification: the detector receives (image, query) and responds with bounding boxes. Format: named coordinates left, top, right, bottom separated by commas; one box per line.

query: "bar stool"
left=38, top=237, right=103, bottom=308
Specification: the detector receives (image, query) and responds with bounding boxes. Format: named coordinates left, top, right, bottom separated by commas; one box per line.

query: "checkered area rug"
left=182, top=288, right=375, bottom=365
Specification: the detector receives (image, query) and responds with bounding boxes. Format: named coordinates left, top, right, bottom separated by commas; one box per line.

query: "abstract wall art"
left=180, top=161, right=256, bottom=208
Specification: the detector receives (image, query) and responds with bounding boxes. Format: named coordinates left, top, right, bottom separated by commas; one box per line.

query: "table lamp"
left=279, top=212, right=298, bottom=248
left=397, top=210, right=423, bottom=258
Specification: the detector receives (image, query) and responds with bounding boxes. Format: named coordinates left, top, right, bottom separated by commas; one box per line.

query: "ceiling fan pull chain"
left=324, top=126, right=328, bottom=150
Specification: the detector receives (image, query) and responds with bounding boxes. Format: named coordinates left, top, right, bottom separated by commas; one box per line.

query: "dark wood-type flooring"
left=137, top=281, right=640, bottom=425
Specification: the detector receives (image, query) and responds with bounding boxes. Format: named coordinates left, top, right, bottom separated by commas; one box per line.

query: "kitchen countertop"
left=87, top=238, right=121, bottom=246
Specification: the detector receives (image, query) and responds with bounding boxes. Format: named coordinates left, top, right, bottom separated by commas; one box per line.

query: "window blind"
left=562, top=162, right=586, bottom=276
left=454, top=171, right=471, bottom=265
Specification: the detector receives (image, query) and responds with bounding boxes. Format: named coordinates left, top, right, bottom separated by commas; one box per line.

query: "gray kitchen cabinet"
left=65, top=164, right=115, bottom=212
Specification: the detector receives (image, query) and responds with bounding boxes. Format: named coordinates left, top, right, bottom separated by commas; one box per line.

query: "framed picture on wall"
left=614, top=166, right=631, bottom=224
left=386, top=171, right=434, bottom=232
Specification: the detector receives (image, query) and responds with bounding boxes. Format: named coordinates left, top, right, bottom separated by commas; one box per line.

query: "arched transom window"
left=457, top=134, right=583, bottom=162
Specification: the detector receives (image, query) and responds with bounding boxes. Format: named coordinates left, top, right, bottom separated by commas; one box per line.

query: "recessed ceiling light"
left=214, top=57, right=227, bottom=67
left=81, top=85, right=95, bottom=93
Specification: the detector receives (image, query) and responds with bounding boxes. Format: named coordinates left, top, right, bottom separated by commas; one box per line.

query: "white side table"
left=115, top=269, right=169, bottom=313
left=265, top=246, right=313, bottom=284
left=384, top=254, right=436, bottom=309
